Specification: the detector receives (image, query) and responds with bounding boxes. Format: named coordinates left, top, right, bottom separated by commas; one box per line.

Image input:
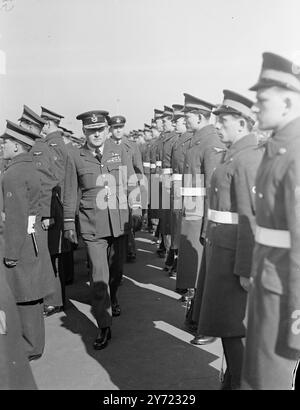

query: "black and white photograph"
left=0, top=0, right=300, bottom=393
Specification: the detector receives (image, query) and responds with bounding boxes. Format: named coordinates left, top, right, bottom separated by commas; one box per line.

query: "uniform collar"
left=192, top=124, right=217, bottom=144
left=224, top=133, right=258, bottom=161
left=6, top=152, right=32, bottom=169
left=45, top=130, right=63, bottom=142
left=265, top=116, right=300, bottom=157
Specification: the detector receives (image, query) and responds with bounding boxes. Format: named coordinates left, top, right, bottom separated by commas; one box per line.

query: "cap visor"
left=84, top=123, right=106, bottom=129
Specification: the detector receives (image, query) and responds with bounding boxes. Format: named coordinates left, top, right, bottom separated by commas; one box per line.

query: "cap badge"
left=91, top=114, right=98, bottom=123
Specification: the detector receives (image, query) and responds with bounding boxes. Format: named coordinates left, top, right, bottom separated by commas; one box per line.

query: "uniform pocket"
left=78, top=168, right=96, bottom=189
left=260, top=259, right=286, bottom=295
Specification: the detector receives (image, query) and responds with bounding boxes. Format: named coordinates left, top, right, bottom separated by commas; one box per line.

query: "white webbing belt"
left=180, top=187, right=206, bottom=197
left=255, top=225, right=291, bottom=248
left=172, top=174, right=183, bottom=181
left=156, top=161, right=162, bottom=167
left=143, top=162, right=150, bottom=168
left=150, top=164, right=156, bottom=169
left=162, top=168, right=173, bottom=175
left=207, top=209, right=238, bottom=224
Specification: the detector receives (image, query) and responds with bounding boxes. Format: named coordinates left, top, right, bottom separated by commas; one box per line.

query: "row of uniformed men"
left=128, top=51, right=300, bottom=390
left=0, top=106, right=144, bottom=388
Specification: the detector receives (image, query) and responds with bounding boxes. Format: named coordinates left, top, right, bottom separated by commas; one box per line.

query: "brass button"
left=258, top=193, right=263, bottom=199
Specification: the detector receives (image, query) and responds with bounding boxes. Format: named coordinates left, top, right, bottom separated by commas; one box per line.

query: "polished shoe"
left=43, top=305, right=63, bottom=317
left=28, top=354, right=42, bottom=362
left=190, top=335, right=216, bottom=345
left=169, top=269, right=176, bottom=279
left=93, top=327, right=111, bottom=350
left=112, top=304, right=121, bottom=317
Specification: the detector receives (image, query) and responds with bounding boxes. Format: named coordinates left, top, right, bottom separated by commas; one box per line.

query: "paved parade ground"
left=30, top=231, right=223, bottom=390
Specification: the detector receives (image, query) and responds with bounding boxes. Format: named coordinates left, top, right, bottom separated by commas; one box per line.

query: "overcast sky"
left=0, top=0, right=300, bottom=134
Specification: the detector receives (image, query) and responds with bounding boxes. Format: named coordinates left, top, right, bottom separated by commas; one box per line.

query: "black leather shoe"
left=112, top=304, right=121, bottom=317
left=190, top=335, right=216, bottom=345
left=43, top=305, right=63, bottom=317
left=93, top=327, right=111, bottom=350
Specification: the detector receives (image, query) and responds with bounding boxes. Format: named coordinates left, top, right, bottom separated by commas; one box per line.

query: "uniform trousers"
left=17, top=299, right=45, bottom=358
left=82, top=234, right=126, bottom=329
left=241, top=278, right=300, bottom=390
left=221, top=337, right=244, bottom=390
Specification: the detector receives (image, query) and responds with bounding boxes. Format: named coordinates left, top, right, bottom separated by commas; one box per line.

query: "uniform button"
left=53, top=156, right=58, bottom=161
left=36, top=162, right=42, bottom=167
left=7, top=192, right=12, bottom=198
left=278, top=147, right=287, bottom=155
left=101, top=165, right=104, bottom=168
left=215, top=187, right=218, bottom=192
left=252, top=186, right=256, bottom=194
left=258, top=193, right=263, bottom=199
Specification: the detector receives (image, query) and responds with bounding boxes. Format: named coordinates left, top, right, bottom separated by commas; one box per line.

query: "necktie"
left=95, top=147, right=102, bottom=163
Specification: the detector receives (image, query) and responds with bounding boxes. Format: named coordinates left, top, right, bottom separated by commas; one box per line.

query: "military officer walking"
left=196, top=90, right=263, bottom=389
left=241, top=52, right=300, bottom=390
left=63, top=111, right=141, bottom=350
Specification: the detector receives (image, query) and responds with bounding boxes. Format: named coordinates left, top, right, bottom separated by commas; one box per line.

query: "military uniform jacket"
left=31, top=139, right=59, bottom=218
left=2, top=153, right=54, bottom=302
left=198, top=134, right=264, bottom=338
left=182, top=125, right=225, bottom=238
left=208, top=133, right=264, bottom=277
left=253, top=117, right=300, bottom=352
left=121, top=138, right=143, bottom=177
left=0, top=208, right=37, bottom=389
left=171, top=131, right=193, bottom=175
left=63, top=139, right=130, bottom=238
left=141, top=142, right=152, bottom=176
left=45, top=130, right=70, bottom=196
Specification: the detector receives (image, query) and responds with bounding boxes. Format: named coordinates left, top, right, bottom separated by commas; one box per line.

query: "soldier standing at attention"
left=109, top=115, right=143, bottom=262
left=1, top=121, right=54, bottom=361
left=0, top=186, right=37, bottom=389
left=241, top=52, right=300, bottom=390
left=18, top=105, right=65, bottom=309
left=176, top=94, right=224, bottom=334
left=40, top=106, right=73, bottom=316
left=168, top=104, right=188, bottom=277
left=63, top=111, right=141, bottom=350
left=156, top=106, right=177, bottom=261
left=196, top=90, right=263, bottom=389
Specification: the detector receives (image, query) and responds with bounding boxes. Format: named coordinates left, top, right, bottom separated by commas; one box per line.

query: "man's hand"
left=41, top=218, right=55, bottom=230
left=4, top=258, right=18, bottom=268
left=240, top=277, right=251, bottom=292
left=64, top=229, right=78, bottom=245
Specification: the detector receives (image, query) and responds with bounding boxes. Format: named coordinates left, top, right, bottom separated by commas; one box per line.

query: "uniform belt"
left=143, top=162, right=150, bottom=167
left=172, top=173, right=182, bottom=181
left=255, top=225, right=291, bottom=248
left=180, top=187, right=206, bottom=197
left=150, top=164, right=156, bottom=169
left=156, top=161, right=162, bottom=167
left=161, top=168, right=173, bottom=175
left=207, top=209, right=238, bottom=224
